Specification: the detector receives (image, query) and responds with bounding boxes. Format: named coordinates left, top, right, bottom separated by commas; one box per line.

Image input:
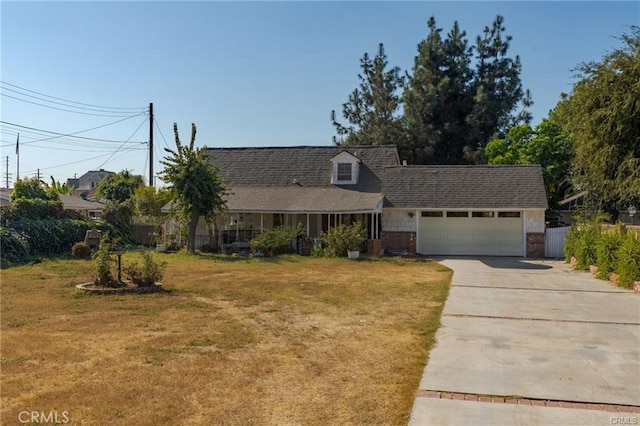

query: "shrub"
left=124, top=250, right=166, bottom=286
left=595, top=224, right=625, bottom=279
left=322, top=221, right=366, bottom=258
left=564, top=218, right=601, bottom=270
left=92, top=236, right=119, bottom=287
left=616, top=232, right=640, bottom=288
left=72, top=242, right=92, bottom=260
left=0, top=226, right=30, bottom=264
left=199, top=243, right=217, bottom=253
left=250, top=225, right=305, bottom=256
left=10, top=218, right=94, bottom=256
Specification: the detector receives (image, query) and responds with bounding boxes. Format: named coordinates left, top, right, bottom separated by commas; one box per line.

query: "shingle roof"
left=205, top=145, right=399, bottom=192
left=204, top=145, right=398, bottom=213
left=381, top=165, right=548, bottom=209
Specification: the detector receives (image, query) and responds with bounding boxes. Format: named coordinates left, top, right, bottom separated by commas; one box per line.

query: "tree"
left=561, top=27, right=640, bottom=218
left=133, top=185, right=174, bottom=225
left=47, top=176, right=75, bottom=196
left=485, top=120, right=573, bottom=210
left=160, top=123, right=226, bottom=253
left=11, top=176, right=59, bottom=201
left=403, top=17, right=474, bottom=164
left=466, top=15, right=531, bottom=160
left=334, top=15, right=531, bottom=165
left=96, top=170, right=144, bottom=204
left=331, top=43, right=405, bottom=150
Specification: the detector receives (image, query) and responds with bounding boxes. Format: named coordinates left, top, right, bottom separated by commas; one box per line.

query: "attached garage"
left=418, top=211, right=523, bottom=256
left=381, top=165, right=549, bottom=257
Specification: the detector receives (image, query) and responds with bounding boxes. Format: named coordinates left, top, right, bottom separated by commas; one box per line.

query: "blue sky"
left=1, top=1, right=638, bottom=186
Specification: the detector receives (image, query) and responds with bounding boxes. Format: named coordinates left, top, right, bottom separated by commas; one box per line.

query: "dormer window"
left=330, top=150, right=360, bottom=185
left=337, top=163, right=352, bottom=181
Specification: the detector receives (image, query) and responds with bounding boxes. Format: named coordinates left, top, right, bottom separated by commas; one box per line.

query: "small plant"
left=322, top=221, right=366, bottom=257
left=124, top=250, right=167, bottom=287
left=91, top=236, right=119, bottom=287
left=616, top=231, right=640, bottom=289
left=72, top=241, right=92, bottom=260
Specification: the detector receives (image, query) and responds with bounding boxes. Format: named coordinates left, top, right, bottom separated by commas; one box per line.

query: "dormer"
left=330, top=150, right=361, bottom=185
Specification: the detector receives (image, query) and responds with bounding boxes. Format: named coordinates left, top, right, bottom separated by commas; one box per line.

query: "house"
left=0, top=188, right=104, bottom=218
left=66, top=169, right=115, bottom=200
left=168, top=145, right=547, bottom=257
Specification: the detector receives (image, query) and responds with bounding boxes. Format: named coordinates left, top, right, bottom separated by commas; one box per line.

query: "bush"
left=0, top=226, right=30, bottom=264
left=92, top=236, right=119, bottom=287
left=199, top=243, right=217, bottom=253
left=2, top=198, right=64, bottom=220
left=322, top=221, right=366, bottom=258
left=124, top=250, right=166, bottom=286
left=595, top=224, right=624, bottom=279
left=250, top=225, right=305, bottom=256
left=72, top=242, right=93, bottom=259
left=11, top=218, right=90, bottom=256
left=616, top=231, right=640, bottom=288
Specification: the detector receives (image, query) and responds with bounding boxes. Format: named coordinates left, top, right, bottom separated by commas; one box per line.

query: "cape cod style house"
left=166, top=145, right=548, bottom=257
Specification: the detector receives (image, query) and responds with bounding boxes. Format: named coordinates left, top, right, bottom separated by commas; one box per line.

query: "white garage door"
left=419, top=211, right=523, bottom=256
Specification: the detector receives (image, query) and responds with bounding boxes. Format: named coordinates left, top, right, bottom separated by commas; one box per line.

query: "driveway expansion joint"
left=452, top=284, right=630, bottom=294
left=415, top=390, right=640, bottom=413
left=443, top=313, right=640, bottom=326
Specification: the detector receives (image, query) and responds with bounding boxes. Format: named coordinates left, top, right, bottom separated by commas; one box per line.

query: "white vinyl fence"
left=545, top=226, right=570, bottom=258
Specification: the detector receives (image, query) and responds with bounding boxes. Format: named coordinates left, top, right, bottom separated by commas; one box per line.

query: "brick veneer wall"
left=380, top=231, right=416, bottom=255
left=526, top=232, right=545, bottom=258
left=367, top=239, right=383, bottom=257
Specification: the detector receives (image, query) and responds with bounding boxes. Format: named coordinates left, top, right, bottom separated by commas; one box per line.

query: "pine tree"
left=403, top=17, right=474, bottom=164
left=331, top=43, right=405, bottom=149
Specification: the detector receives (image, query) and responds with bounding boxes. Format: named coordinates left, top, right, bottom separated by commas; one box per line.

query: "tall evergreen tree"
left=466, top=15, right=531, bottom=159
left=331, top=43, right=405, bottom=149
left=403, top=17, right=473, bottom=164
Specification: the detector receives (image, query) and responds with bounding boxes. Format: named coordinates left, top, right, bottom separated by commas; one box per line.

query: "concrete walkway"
left=409, top=257, right=640, bottom=426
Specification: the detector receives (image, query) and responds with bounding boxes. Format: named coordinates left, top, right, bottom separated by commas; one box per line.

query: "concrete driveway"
left=409, top=257, right=640, bottom=426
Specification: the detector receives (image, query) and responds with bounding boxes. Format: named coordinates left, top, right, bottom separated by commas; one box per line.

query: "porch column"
left=235, top=213, right=239, bottom=241
left=260, top=213, right=264, bottom=233
left=306, top=214, right=310, bottom=237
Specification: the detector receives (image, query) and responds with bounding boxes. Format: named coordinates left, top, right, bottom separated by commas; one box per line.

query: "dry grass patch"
left=1, top=254, right=451, bottom=425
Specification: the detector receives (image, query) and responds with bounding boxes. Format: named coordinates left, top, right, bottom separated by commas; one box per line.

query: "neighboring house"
left=66, top=169, right=115, bottom=192
left=558, top=191, right=637, bottom=225
left=0, top=188, right=104, bottom=218
left=166, top=145, right=548, bottom=257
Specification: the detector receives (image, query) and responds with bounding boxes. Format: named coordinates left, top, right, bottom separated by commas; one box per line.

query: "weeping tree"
left=160, top=123, right=226, bottom=253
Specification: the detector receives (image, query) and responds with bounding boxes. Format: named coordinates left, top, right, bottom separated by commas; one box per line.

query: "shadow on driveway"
left=430, top=256, right=553, bottom=270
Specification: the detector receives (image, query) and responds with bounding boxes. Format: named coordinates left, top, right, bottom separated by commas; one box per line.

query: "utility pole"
left=4, top=156, right=10, bottom=188
left=149, top=102, right=154, bottom=187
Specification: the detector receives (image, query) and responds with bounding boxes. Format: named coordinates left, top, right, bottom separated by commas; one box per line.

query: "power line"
left=1, top=93, right=143, bottom=117
left=153, top=116, right=172, bottom=150
left=1, top=86, right=147, bottom=115
left=96, top=116, right=148, bottom=170
left=0, top=116, right=148, bottom=146
left=1, top=81, right=146, bottom=111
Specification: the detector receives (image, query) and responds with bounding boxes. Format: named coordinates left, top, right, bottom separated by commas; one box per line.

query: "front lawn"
left=1, top=254, right=451, bottom=425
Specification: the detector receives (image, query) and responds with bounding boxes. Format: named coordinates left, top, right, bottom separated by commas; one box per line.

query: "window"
left=337, top=163, right=352, bottom=181
left=421, top=211, right=443, bottom=217
left=472, top=211, right=495, bottom=218
left=447, top=211, right=469, bottom=218
left=90, top=181, right=96, bottom=189
left=498, top=212, right=521, bottom=218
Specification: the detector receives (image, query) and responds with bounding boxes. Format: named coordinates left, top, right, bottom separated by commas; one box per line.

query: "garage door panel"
left=419, top=214, right=523, bottom=256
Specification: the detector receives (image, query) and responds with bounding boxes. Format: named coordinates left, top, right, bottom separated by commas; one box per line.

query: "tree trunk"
left=186, top=210, right=200, bottom=253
